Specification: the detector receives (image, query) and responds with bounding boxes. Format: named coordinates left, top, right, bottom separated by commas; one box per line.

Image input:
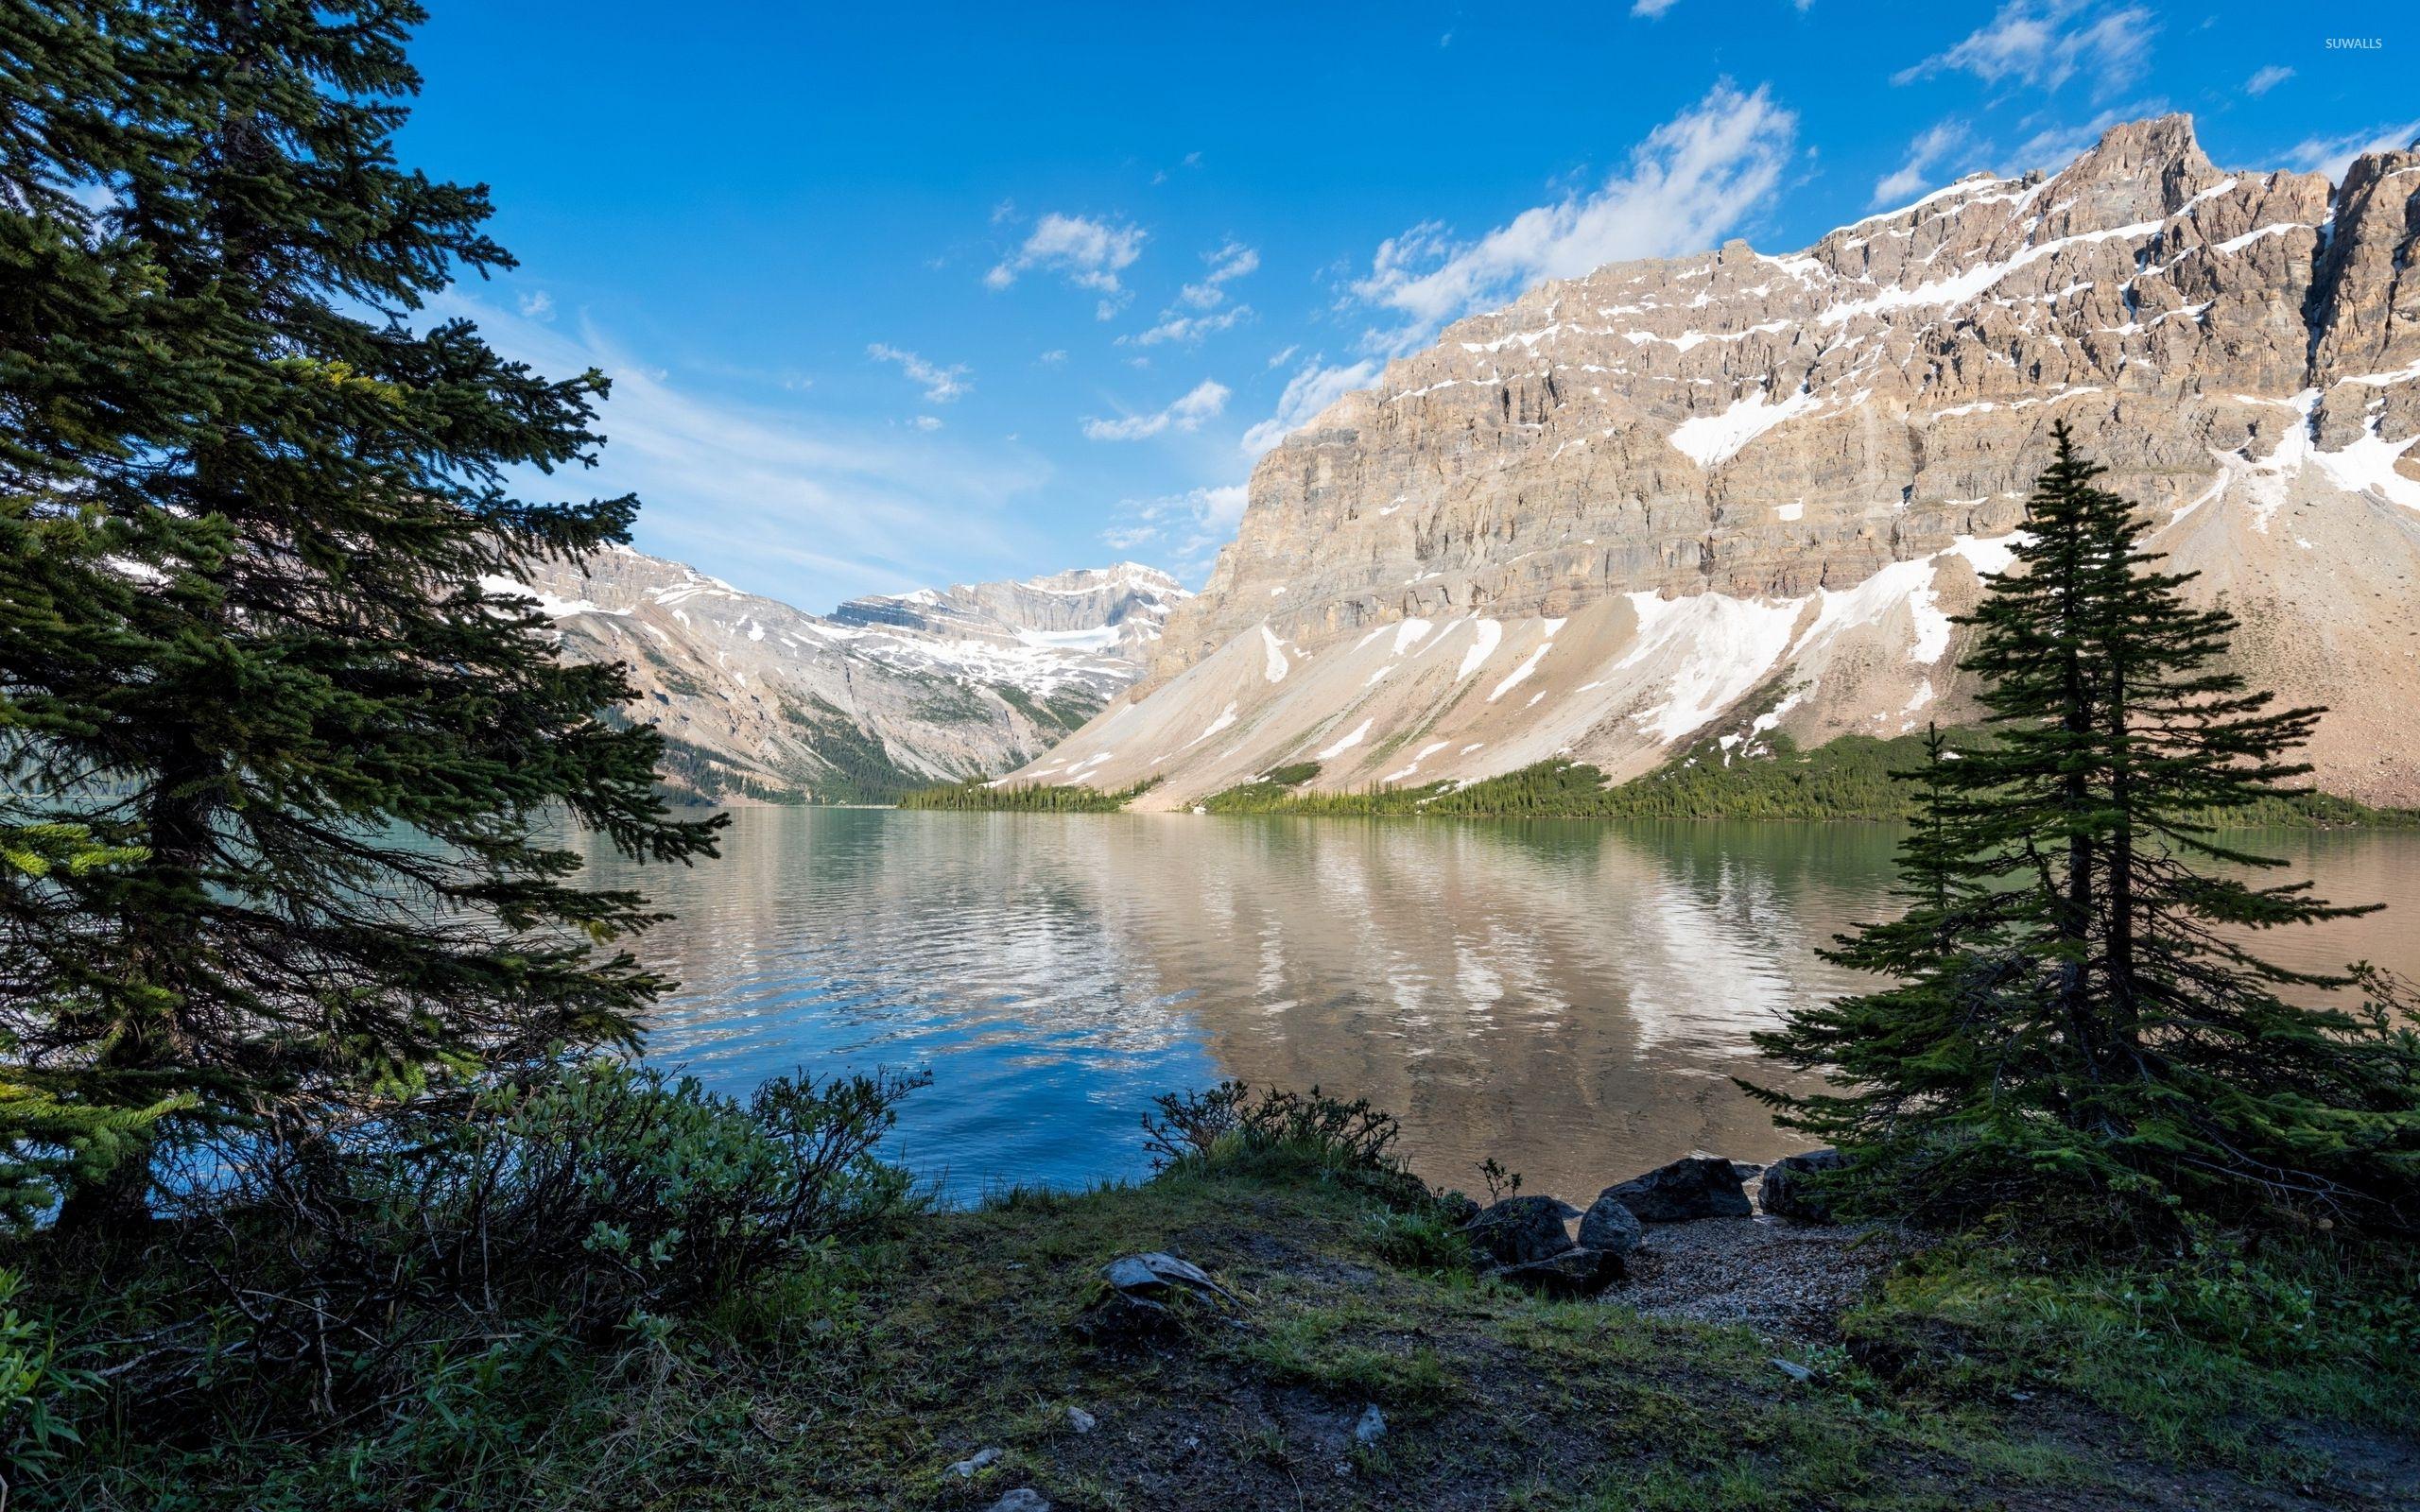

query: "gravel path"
left=1616, top=1214, right=1910, bottom=1341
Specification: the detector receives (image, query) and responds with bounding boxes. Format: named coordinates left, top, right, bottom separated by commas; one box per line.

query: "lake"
left=576, top=810, right=2420, bottom=1204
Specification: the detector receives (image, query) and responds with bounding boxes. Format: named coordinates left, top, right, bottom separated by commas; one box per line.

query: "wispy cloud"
left=1125, top=304, right=1252, bottom=348
left=867, top=342, right=971, bottom=403
left=985, top=212, right=1147, bottom=317
left=1244, top=84, right=1797, bottom=460
left=2244, top=64, right=2292, bottom=96
left=1893, top=1, right=2154, bottom=99
left=1102, top=484, right=1248, bottom=579
left=1630, top=0, right=1681, bottom=15
left=516, top=289, right=556, bottom=321
left=1080, top=380, right=1231, bottom=441
left=427, top=289, right=1046, bottom=610
left=1872, top=120, right=1975, bottom=207
left=1242, top=356, right=1382, bottom=455
left=1180, top=239, right=1259, bottom=309
left=2282, top=118, right=2420, bottom=182
left=1345, top=82, right=1797, bottom=343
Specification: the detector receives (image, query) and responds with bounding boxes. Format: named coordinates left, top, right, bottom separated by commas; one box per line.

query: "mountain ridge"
left=495, top=550, right=1188, bottom=803
left=1009, top=114, right=2420, bottom=809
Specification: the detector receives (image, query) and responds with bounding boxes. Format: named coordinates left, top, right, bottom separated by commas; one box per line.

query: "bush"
left=1142, top=1082, right=1426, bottom=1207
left=30, top=1059, right=925, bottom=1463
left=222, top=1061, right=925, bottom=1332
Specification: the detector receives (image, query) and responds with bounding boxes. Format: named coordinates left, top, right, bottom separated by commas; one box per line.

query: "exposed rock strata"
left=1015, top=116, right=2420, bottom=807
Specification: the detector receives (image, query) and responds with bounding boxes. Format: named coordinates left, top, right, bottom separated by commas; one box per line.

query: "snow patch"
left=1317, top=719, right=1373, bottom=760
left=1667, top=385, right=1822, bottom=469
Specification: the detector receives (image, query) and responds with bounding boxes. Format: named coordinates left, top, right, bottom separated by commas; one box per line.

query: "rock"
left=1602, top=1157, right=1753, bottom=1223
left=946, top=1447, right=1002, bottom=1478
left=1064, top=1405, right=1097, bottom=1435
left=1000, top=116, right=2420, bottom=816
left=1461, top=1195, right=1581, bottom=1265
left=1759, top=1148, right=1848, bottom=1224
left=986, top=1492, right=1051, bottom=1512
left=1489, top=1246, right=1624, bottom=1297
left=1771, top=1357, right=1814, bottom=1383
left=527, top=550, right=1189, bottom=805
left=1576, top=1191, right=1645, bottom=1255
left=1101, top=1250, right=1236, bottom=1303
left=1076, top=1251, right=1238, bottom=1339
left=1355, top=1404, right=1387, bottom=1445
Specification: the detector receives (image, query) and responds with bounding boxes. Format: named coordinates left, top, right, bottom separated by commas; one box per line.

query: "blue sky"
left=399, top=2, right=2411, bottom=611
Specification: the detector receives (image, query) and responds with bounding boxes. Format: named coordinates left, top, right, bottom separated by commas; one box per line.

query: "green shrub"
left=1141, top=1082, right=1428, bottom=1208
left=0, top=1269, right=94, bottom=1486
left=302, top=1060, right=928, bottom=1329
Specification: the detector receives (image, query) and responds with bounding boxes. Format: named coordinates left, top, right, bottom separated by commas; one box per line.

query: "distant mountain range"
left=494, top=551, right=1188, bottom=803
left=1010, top=115, right=2420, bottom=810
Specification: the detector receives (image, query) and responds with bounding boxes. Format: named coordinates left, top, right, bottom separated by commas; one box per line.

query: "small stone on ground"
left=1617, top=1216, right=1909, bottom=1341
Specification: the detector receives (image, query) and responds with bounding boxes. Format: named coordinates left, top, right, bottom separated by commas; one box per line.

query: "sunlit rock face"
left=1019, top=116, right=2420, bottom=809
left=500, top=549, right=1189, bottom=802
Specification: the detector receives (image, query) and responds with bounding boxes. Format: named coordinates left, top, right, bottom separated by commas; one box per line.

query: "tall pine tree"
left=1753, top=424, right=2420, bottom=1234
left=1, top=0, right=721, bottom=1234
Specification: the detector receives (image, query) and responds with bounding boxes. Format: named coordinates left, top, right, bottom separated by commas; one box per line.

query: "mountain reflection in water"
left=575, top=810, right=2419, bottom=1203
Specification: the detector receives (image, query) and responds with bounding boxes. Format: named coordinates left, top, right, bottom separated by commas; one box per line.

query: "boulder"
left=1759, top=1148, right=1847, bottom=1223
left=987, top=1493, right=1051, bottom=1512
left=1101, top=1251, right=1236, bottom=1303
left=1489, top=1246, right=1624, bottom=1297
left=1076, top=1250, right=1238, bottom=1339
left=1461, top=1195, right=1581, bottom=1265
left=1602, top=1157, right=1753, bottom=1223
left=1576, top=1191, right=1645, bottom=1255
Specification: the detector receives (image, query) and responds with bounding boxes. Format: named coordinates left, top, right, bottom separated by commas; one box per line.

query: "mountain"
left=494, top=551, right=1188, bottom=803
left=1011, top=116, right=2420, bottom=809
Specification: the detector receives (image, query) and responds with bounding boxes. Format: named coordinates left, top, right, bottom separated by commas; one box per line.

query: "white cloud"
left=2244, top=64, right=2292, bottom=96
left=1631, top=0, right=1681, bottom=14
left=425, top=289, right=1046, bottom=610
left=1104, top=483, right=1249, bottom=579
left=1080, top=380, right=1231, bottom=441
left=986, top=212, right=1147, bottom=313
left=1125, top=304, right=1252, bottom=348
left=1266, top=344, right=1299, bottom=369
left=2282, top=118, right=2420, bottom=182
left=1179, top=239, right=1259, bottom=309
left=1242, top=356, right=1383, bottom=455
left=1872, top=120, right=1974, bottom=207
left=1037, top=349, right=1067, bottom=366
left=867, top=342, right=971, bottom=403
left=1346, top=82, right=1797, bottom=342
left=517, top=289, right=555, bottom=321
left=1893, top=1, right=2154, bottom=98
left=911, top=415, right=942, bottom=432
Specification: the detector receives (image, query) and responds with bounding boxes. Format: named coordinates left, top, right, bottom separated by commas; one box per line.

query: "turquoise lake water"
left=574, top=810, right=2420, bottom=1202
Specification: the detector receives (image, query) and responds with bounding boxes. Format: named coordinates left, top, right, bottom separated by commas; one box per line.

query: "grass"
left=23, top=1133, right=2418, bottom=1510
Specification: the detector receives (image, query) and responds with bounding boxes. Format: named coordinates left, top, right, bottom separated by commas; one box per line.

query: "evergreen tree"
left=1752, top=425, right=2420, bottom=1233
left=0, top=0, right=721, bottom=1234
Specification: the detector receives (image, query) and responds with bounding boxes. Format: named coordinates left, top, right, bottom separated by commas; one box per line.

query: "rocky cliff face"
left=1016, top=116, right=2420, bottom=808
left=497, top=550, right=1187, bottom=803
